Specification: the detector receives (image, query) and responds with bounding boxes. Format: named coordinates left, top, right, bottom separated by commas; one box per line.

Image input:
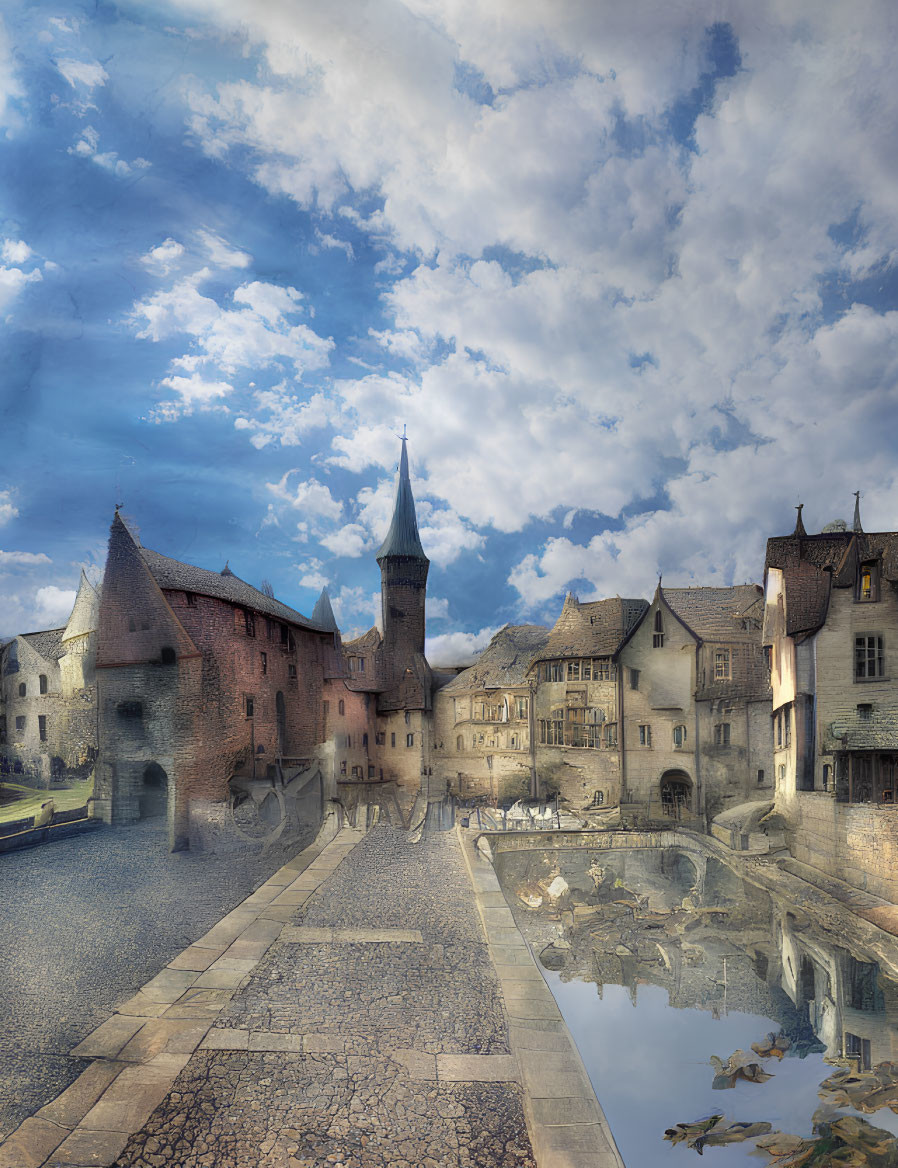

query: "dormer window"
left=858, top=563, right=879, bottom=602
left=653, top=609, right=664, bottom=648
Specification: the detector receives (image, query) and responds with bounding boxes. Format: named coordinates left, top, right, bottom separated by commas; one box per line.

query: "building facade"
left=764, top=504, right=898, bottom=899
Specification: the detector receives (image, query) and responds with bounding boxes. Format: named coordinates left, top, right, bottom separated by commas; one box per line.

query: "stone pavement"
left=0, top=818, right=623, bottom=1168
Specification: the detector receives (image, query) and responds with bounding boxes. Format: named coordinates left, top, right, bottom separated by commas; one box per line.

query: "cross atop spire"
left=853, top=490, right=864, bottom=534
left=376, top=431, right=428, bottom=563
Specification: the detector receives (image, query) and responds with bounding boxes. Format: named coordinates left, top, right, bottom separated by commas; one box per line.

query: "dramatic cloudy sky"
left=1, top=1, right=897, bottom=657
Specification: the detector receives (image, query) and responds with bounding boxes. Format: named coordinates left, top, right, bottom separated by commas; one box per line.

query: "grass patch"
left=0, top=776, right=94, bottom=824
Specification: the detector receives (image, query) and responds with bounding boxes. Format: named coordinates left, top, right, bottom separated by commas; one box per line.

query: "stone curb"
left=0, top=820, right=367, bottom=1168
left=455, top=824, right=626, bottom=1168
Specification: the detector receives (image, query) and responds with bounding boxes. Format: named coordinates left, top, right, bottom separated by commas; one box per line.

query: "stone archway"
left=659, top=769, right=693, bottom=818
left=139, top=762, right=168, bottom=819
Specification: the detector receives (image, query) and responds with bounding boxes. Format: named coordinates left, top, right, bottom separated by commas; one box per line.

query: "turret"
left=376, top=434, right=429, bottom=684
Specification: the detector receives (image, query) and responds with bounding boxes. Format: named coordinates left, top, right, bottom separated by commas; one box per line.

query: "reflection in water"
left=495, top=847, right=898, bottom=1166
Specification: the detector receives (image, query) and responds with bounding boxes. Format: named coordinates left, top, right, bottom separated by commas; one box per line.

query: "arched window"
left=673, top=724, right=687, bottom=747
left=338, top=699, right=345, bottom=716
left=591, top=790, right=604, bottom=806
left=18, top=682, right=25, bottom=698
left=160, top=647, right=176, bottom=665
left=653, top=609, right=664, bottom=648
left=456, top=735, right=463, bottom=751
left=39, top=674, right=48, bottom=694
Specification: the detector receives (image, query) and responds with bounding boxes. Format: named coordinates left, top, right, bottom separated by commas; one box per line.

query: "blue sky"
left=1, top=1, right=897, bottom=658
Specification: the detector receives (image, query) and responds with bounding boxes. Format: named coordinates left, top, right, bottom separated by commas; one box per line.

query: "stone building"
left=763, top=502, right=898, bottom=900
left=618, top=582, right=771, bottom=824
left=432, top=584, right=772, bottom=823
left=0, top=571, right=100, bottom=783
left=432, top=624, right=549, bottom=802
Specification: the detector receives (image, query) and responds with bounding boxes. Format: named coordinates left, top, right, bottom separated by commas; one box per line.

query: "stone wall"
left=786, top=790, right=898, bottom=901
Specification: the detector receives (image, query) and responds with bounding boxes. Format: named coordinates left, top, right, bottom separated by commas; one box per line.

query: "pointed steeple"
left=375, top=433, right=428, bottom=563
left=311, top=587, right=339, bottom=633
left=62, top=569, right=100, bottom=643
left=853, top=491, right=864, bottom=534
left=793, top=503, right=807, bottom=537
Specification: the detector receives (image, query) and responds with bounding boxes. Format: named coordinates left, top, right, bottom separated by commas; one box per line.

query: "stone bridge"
left=479, top=827, right=716, bottom=896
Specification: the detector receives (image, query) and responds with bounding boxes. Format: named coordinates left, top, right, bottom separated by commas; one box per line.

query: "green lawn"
left=0, top=776, right=94, bottom=825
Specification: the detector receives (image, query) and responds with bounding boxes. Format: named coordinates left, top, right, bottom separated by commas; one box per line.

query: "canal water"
left=495, top=845, right=898, bottom=1167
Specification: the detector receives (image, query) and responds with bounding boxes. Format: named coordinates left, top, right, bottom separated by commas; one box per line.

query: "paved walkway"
left=0, top=820, right=622, bottom=1168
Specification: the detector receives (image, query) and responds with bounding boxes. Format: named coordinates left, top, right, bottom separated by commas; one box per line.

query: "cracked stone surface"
left=112, top=827, right=536, bottom=1166
left=0, top=819, right=307, bottom=1141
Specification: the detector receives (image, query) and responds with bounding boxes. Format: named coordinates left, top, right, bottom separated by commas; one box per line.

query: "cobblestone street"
left=114, top=826, right=536, bottom=1168
left=0, top=820, right=308, bottom=1142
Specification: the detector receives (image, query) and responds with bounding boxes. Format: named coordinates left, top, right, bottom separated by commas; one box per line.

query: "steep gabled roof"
left=139, top=546, right=320, bottom=631
left=22, top=628, right=66, bottom=662
left=375, top=437, right=428, bottom=563
left=62, top=570, right=100, bottom=642
left=443, top=625, right=550, bottom=692
left=311, top=588, right=339, bottom=633
left=663, top=585, right=764, bottom=640
left=532, top=595, right=648, bottom=664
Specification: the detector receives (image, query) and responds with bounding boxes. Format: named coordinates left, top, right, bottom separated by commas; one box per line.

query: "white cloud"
left=266, top=472, right=343, bottom=526
left=0, top=550, right=52, bottom=568
left=320, top=523, right=371, bottom=558
left=425, top=625, right=502, bottom=668
left=0, top=490, right=18, bottom=526
left=234, top=386, right=332, bottom=448
left=68, top=125, right=151, bottom=177
left=315, top=231, right=354, bottom=261
left=329, top=585, right=381, bottom=637
left=2, top=239, right=31, bottom=264
left=296, top=558, right=329, bottom=591
left=55, top=58, right=108, bottom=89
left=197, top=229, right=252, bottom=269
left=33, top=585, right=76, bottom=627
left=141, top=238, right=186, bottom=275
left=426, top=595, right=449, bottom=621
left=149, top=372, right=234, bottom=421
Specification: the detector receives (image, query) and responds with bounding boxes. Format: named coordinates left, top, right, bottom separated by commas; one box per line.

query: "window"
left=351, top=765, right=362, bottom=778
left=280, top=623, right=289, bottom=646
left=629, top=668, right=639, bottom=690
left=348, top=656, right=366, bottom=672
left=653, top=609, right=664, bottom=648
left=714, top=722, right=731, bottom=746
left=244, top=609, right=256, bottom=638
left=758, top=769, right=766, bottom=786
left=39, top=674, right=47, bottom=695
left=567, top=661, right=580, bottom=681
left=245, top=696, right=254, bottom=718
left=858, top=703, right=873, bottom=721
left=260, top=652, right=267, bottom=675
left=186, top=591, right=197, bottom=606
left=340, top=760, right=347, bottom=775
left=714, top=649, right=731, bottom=680
left=778, top=763, right=786, bottom=782
left=822, top=765, right=830, bottom=791
left=541, top=661, right=564, bottom=682
left=855, top=635, right=885, bottom=680
left=591, top=790, right=605, bottom=806
left=638, top=724, right=651, bottom=747
left=368, top=764, right=376, bottom=778
left=515, top=697, right=528, bottom=719
left=338, top=699, right=345, bottom=716
left=603, top=722, right=618, bottom=748
left=375, top=731, right=385, bottom=746
left=595, top=658, right=612, bottom=681
left=15, top=716, right=25, bottom=731
left=38, top=715, right=47, bottom=742
left=406, top=733, right=415, bottom=747
left=288, top=663, right=297, bottom=679
left=456, top=735, right=463, bottom=751
left=858, top=563, right=879, bottom=602
left=323, top=700, right=329, bottom=718
left=160, top=646, right=176, bottom=665
left=391, top=732, right=396, bottom=747
left=673, top=724, right=687, bottom=747
left=405, top=710, right=411, bottom=724
left=18, top=682, right=25, bottom=697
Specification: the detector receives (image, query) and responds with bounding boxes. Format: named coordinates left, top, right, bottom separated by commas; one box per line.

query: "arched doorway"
left=276, top=691, right=286, bottom=758
left=659, top=770, right=692, bottom=818
left=139, top=762, right=168, bottom=819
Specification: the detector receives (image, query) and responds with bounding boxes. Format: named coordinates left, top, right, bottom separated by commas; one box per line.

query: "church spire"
left=376, top=431, right=428, bottom=563
left=853, top=491, right=864, bottom=534
left=311, top=587, right=339, bottom=633
left=793, top=503, right=807, bottom=537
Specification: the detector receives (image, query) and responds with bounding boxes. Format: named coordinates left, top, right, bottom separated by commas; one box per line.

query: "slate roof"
left=531, top=596, right=648, bottom=664
left=22, top=628, right=67, bottom=661
left=139, top=547, right=321, bottom=631
left=443, top=625, right=550, bottom=692
left=376, top=438, right=428, bottom=562
left=765, top=529, right=898, bottom=636
left=311, top=589, right=339, bottom=633
left=663, top=585, right=764, bottom=639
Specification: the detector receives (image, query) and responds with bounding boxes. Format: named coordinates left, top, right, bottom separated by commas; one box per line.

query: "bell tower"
left=375, top=433, right=429, bottom=702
